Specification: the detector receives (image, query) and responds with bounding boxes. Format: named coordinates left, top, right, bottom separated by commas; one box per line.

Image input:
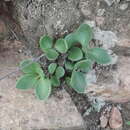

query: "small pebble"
left=109, top=107, right=123, bottom=129
left=97, top=9, right=105, bottom=16
left=119, top=3, right=129, bottom=10
left=18, top=49, right=22, bottom=53
left=100, top=115, right=108, bottom=128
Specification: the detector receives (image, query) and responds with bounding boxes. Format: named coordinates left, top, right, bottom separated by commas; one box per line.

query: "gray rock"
left=0, top=72, right=84, bottom=130
left=93, top=27, right=118, bottom=49
left=86, top=56, right=130, bottom=103
left=15, top=0, right=81, bottom=52
left=85, top=70, right=97, bottom=85
left=97, top=9, right=105, bottom=16
left=119, top=3, right=129, bottom=10
left=0, top=41, right=84, bottom=130
left=104, top=0, right=114, bottom=6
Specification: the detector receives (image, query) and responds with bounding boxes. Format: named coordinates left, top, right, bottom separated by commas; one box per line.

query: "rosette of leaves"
left=16, top=60, right=51, bottom=100
left=64, top=24, right=111, bottom=93
left=48, top=63, right=65, bottom=87
left=16, top=24, right=112, bottom=100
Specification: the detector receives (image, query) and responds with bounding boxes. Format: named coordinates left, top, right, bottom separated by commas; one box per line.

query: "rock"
left=114, top=0, right=121, bottom=3
left=15, top=0, right=81, bottom=52
left=118, top=38, right=130, bottom=47
left=85, top=70, right=97, bottom=86
left=86, top=56, right=130, bottom=103
left=119, top=3, right=129, bottom=10
left=97, top=9, right=105, bottom=16
left=0, top=19, right=7, bottom=40
left=89, top=97, right=106, bottom=112
left=0, top=20, right=6, bottom=33
left=0, top=41, right=84, bottom=130
left=109, top=107, right=123, bottom=129
left=93, top=27, right=118, bottom=49
left=100, top=115, right=108, bottom=128
left=96, top=16, right=105, bottom=26
left=78, top=1, right=92, bottom=17
left=104, top=0, right=114, bottom=6
left=4, top=0, right=11, bottom=1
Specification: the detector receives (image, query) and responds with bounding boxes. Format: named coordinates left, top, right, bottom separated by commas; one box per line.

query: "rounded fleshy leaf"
left=16, top=74, right=38, bottom=89
left=88, top=48, right=111, bottom=64
left=65, top=77, right=71, bottom=86
left=70, top=71, right=87, bottom=93
left=74, top=59, right=92, bottom=72
left=35, top=78, right=51, bottom=100
left=20, top=60, right=45, bottom=77
left=76, top=24, right=93, bottom=47
left=51, top=76, right=60, bottom=87
left=55, top=39, right=68, bottom=53
left=45, top=49, right=59, bottom=60
left=65, top=32, right=77, bottom=48
left=48, top=63, right=57, bottom=74
left=55, top=66, right=65, bottom=79
left=65, top=61, right=74, bottom=70
left=65, top=24, right=93, bottom=48
left=68, top=47, right=83, bottom=61
left=40, top=35, right=53, bottom=52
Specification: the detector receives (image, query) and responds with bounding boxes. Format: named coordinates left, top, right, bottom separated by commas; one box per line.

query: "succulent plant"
left=16, top=24, right=111, bottom=100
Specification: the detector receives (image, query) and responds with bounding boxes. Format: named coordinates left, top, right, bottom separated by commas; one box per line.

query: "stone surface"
left=97, top=9, right=105, bottom=16
left=93, top=27, right=118, bottom=49
left=119, top=3, right=129, bottom=10
left=0, top=19, right=7, bottom=40
left=109, top=107, right=123, bottom=129
left=0, top=19, right=6, bottom=34
left=100, top=115, right=108, bottom=128
left=0, top=40, right=84, bottom=130
left=104, top=0, right=114, bottom=6
left=15, top=0, right=81, bottom=52
left=86, top=56, right=130, bottom=103
left=118, top=38, right=130, bottom=47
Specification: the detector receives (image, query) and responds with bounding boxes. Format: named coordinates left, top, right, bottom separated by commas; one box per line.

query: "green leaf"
left=40, top=35, right=53, bottom=52
left=55, top=39, right=68, bottom=53
left=65, top=32, right=77, bottom=48
left=126, top=121, right=130, bottom=125
left=16, top=74, right=38, bottom=89
left=65, top=61, right=74, bottom=71
left=68, top=47, right=83, bottom=61
left=55, top=66, right=65, bottom=78
left=35, top=78, right=51, bottom=100
left=88, top=48, right=111, bottom=64
left=65, top=24, right=93, bottom=48
left=70, top=71, right=87, bottom=93
left=20, top=60, right=45, bottom=77
left=74, top=59, right=92, bottom=72
left=76, top=24, right=93, bottom=47
left=51, top=76, right=60, bottom=87
left=45, top=48, right=59, bottom=60
left=65, top=77, right=71, bottom=86
left=48, top=63, right=57, bottom=74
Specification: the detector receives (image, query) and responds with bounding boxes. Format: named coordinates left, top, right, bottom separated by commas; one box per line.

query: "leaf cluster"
left=16, top=24, right=111, bottom=100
